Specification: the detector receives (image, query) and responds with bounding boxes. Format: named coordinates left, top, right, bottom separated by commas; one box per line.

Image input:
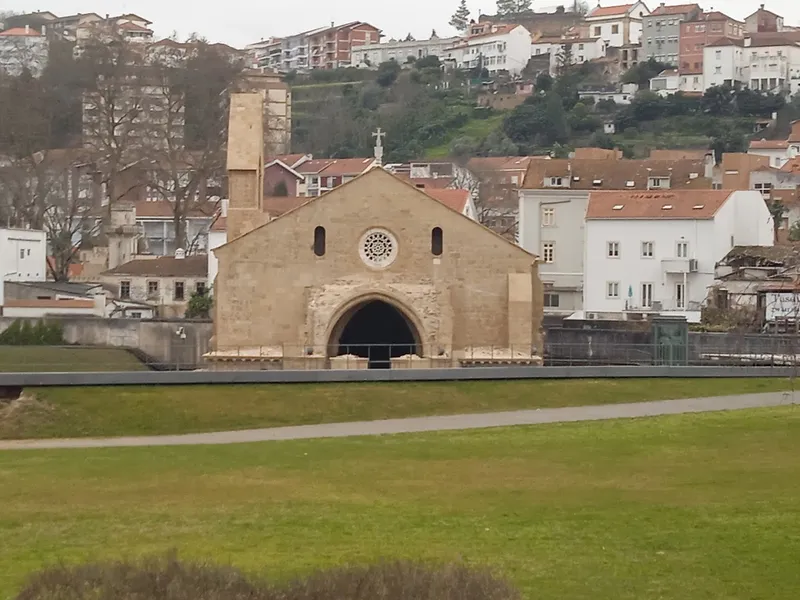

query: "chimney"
left=175, top=248, right=186, bottom=260
left=760, top=3, right=765, bottom=9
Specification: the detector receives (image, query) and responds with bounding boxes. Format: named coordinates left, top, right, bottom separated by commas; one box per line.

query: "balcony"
left=662, top=258, right=698, bottom=274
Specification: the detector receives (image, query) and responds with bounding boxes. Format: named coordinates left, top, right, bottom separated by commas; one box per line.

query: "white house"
left=744, top=35, right=800, bottom=95
left=549, top=37, right=606, bottom=75
left=584, top=2, right=651, bottom=47
left=583, top=190, right=773, bottom=323
left=354, top=33, right=459, bottom=67
left=0, top=227, right=47, bottom=311
left=445, top=24, right=532, bottom=76
left=703, top=37, right=746, bottom=88
left=748, top=120, right=800, bottom=168
left=649, top=68, right=680, bottom=95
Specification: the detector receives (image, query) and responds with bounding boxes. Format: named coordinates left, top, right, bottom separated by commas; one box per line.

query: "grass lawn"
left=2, top=407, right=800, bottom=599
left=425, top=113, right=507, bottom=158
left=2, top=377, right=795, bottom=440
left=0, top=346, right=147, bottom=373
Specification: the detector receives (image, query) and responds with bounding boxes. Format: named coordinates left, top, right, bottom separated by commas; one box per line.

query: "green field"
left=425, top=113, right=507, bottom=158
left=0, top=346, right=147, bottom=373
left=2, top=407, right=800, bottom=599
left=2, top=378, right=794, bottom=440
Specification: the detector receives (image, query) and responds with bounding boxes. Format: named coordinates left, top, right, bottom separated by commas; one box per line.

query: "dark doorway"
left=334, top=300, right=418, bottom=369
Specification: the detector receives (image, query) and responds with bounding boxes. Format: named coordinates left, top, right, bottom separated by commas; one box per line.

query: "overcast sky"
left=6, top=1, right=799, bottom=47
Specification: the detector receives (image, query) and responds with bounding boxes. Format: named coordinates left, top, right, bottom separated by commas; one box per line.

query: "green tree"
left=622, top=58, right=669, bottom=88
left=449, top=135, right=479, bottom=160
left=185, top=290, right=213, bottom=319
left=768, top=200, right=787, bottom=244
left=449, top=0, right=471, bottom=33
left=589, top=131, right=616, bottom=149
left=702, top=84, right=736, bottom=115
left=481, top=129, right=519, bottom=156
left=534, top=72, right=553, bottom=93
left=545, top=92, right=570, bottom=145
left=569, top=102, right=601, bottom=133
left=496, top=0, right=516, bottom=17
left=376, top=61, right=401, bottom=87
left=710, top=129, right=747, bottom=163
left=555, top=43, right=574, bottom=77
left=789, top=220, right=800, bottom=242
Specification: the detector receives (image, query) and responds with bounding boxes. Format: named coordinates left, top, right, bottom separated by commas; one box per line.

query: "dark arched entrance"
left=330, top=300, right=419, bottom=369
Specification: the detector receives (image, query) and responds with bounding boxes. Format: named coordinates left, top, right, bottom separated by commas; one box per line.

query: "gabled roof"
left=746, top=32, right=800, bottom=47
left=426, top=189, right=471, bottom=213
left=687, top=11, right=741, bottom=23
left=587, top=3, right=637, bottom=19
left=320, top=158, right=376, bottom=177
left=118, top=21, right=153, bottom=33
left=467, top=156, right=536, bottom=173
left=649, top=3, right=700, bottom=16
left=0, top=27, right=42, bottom=36
left=522, top=158, right=710, bottom=190
left=573, top=147, right=623, bottom=160
left=650, top=149, right=709, bottom=160
left=112, top=13, right=153, bottom=25
left=586, top=190, right=732, bottom=219
left=102, top=255, right=207, bottom=278
left=749, top=139, right=790, bottom=150
left=706, top=37, right=744, bottom=47
left=264, top=158, right=304, bottom=180
left=745, top=7, right=782, bottom=20
left=780, top=158, right=800, bottom=174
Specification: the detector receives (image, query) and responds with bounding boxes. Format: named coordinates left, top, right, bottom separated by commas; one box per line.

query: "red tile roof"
left=780, top=158, right=800, bottom=174
left=0, top=27, right=42, bottom=36
left=103, top=255, right=207, bottom=278
left=706, top=37, right=744, bottom=47
left=587, top=4, right=635, bottom=18
left=586, top=190, right=733, bottom=219
left=749, top=139, right=790, bottom=150
left=4, top=298, right=94, bottom=309
left=573, top=147, right=623, bottom=160
left=118, top=21, right=152, bottom=32
left=133, top=200, right=217, bottom=219
left=650, top=3, right=701, bottom=16
left=46, top=258, right=85, bottom=279
left=687, top=11, right=742, bottom=23
left=649, top=149, right=710, bottom=160
left=319, top=158, right=375, bottom=177
left=398, top=175, right=455, bottom=190
left=426, top=189, right=471, bottom=213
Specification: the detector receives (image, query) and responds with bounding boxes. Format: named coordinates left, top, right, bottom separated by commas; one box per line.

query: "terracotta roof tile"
left=687, top=11, right=742, bottom=23
left=749, top=139, right=790, bottom=149
left=103, top=256, right=207, bottom=278
left=4, top=299, right=94, bottom=309
left=744, top=32, right=800, bottom=47
left=780, top=158, right=800, bottom=174
left=706, top=37, right=744, bottom=47
left=318, top=158, right=375, bottom=177
left=586, top=190, right=733, bottom=219
left=522, top=158, right=711, bottom=190
left=425, top=189, right=470, bottom=213
left=649, top=3, right=701, bottom=16
left=573, top=147, right=623, bottom=160
left=587, top=4, right=635, bottom=18
left=650, top=149, right=710, bottom=160
left=263, top=196, right=306, bottom=217
left=398, top=174, right=455, bottom=189
left=133, top=200, right=217, bottom=219
left=0, top=27, right=42, bottom=36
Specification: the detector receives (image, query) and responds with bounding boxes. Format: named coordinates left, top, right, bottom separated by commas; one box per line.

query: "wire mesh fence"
left=4, top=334, right=800, bottom=372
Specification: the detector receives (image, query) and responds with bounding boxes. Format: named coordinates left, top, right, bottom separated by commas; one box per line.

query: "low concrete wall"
left=0, top=317, right=213, bottom=369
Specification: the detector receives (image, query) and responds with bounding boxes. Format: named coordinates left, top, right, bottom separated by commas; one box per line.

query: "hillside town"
left=2, top=1, right=800, bottom=345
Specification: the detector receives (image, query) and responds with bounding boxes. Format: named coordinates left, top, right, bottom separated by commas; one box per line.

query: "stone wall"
left=0, top=317, right=213, bottom=369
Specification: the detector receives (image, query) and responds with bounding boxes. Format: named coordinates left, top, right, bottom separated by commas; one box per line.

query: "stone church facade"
left=206, top=94, right=544, bottom=369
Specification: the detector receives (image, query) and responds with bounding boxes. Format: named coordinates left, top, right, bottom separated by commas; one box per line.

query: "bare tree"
left=452, top=164, right=520, bottom=240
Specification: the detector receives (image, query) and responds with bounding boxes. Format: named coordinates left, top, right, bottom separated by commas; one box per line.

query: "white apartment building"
left=0, top=227, right=47, bottom=310
left=649, top=68, right=680, bottom=94
left=703, top=38, right=746, bottom=88
left=584, top=2, right=650, bottom=47
left=277, top=27, right=326, bottom=73
left=744, top=36, right=800, bottom=94
left=354, top=34, right=459, bottom=67
left=246, top=37, right=282, bottom=71
left=445, top=24, right=532, bottom=76
left=748, top=121, right=800, bottom=168
left=583, top=190, right=773, bottom=322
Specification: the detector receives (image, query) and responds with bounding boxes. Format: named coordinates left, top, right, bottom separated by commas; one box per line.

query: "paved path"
left=1, top=391, right=797, bottom=451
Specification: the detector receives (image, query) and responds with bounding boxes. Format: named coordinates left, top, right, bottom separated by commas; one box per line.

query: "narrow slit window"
left=314, top=226, right=326, bottom=257
left=431, top=227, right=443, bottom=256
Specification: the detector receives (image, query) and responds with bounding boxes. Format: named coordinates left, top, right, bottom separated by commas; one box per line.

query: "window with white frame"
left=607, top=281, right=620, bottom=299
left=546, top=176, right=566, bottom=188
left=648, top=176, right=669, bottom=189
left=641, top=282, right=654, bottom=308
left=641, top=241, right=655, bottom=258
left=542, top=207, right=555, bottom=226
left=607, top=241, right=620, bottom=258
left=544, top=293, right=560, bottom=308
left=542, top=242, right=555, bottom=263
left=675, top=282, right=686, bottom=309
left=676, top=241, right=689, bottom=258
left=754, top=182, right=773, bottom=198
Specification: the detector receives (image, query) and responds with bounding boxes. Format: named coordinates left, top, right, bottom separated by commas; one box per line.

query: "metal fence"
left=5, top=336, right=800, bottom=372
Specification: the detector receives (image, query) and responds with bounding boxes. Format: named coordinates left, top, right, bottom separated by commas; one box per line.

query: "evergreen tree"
left=496, top=0, right=516, bottom=16
left=449, top=0, right=471, bottom=33
left=515, top=0, right=532, bottom=13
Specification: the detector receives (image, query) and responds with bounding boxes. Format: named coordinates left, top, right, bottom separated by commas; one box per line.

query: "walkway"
left=1, top=391, right=797, bottom=451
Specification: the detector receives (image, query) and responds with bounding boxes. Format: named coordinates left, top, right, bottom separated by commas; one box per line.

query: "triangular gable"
left=216, top=167, right=536, bottom=260
left=265, top=159, right=304, bottom=180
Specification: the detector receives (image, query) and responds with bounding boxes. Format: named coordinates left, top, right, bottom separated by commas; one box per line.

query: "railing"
left=6, top=336, right=800, bottom=373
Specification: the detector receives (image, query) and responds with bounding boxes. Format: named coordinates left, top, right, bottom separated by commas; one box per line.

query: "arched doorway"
left=329, top=299, right=420, bottom=369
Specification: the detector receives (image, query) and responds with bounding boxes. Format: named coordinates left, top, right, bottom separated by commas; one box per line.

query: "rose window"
left=359, top=229, right=398, bottom=268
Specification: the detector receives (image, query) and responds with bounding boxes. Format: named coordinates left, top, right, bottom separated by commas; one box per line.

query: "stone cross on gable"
left=372, top=128, right=386, bottom=166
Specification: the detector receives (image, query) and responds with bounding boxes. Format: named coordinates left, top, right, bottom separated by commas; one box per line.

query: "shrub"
left=0, top=320, right=64, bottom=346
left=16, top=557, right=520, bottom=600
left=185, top=290, right=213, bottom=320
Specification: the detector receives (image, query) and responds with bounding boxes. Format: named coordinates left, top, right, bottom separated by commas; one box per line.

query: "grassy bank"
left=1, top=407, right=799, bottom=598
left=2, top=378, right=794, bottom=440
left=0, top=346, right=146, bottom=373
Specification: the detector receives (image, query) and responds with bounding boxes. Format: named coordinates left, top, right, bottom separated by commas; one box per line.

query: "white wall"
left=452, top=26, right=532, bottom=75
left=0, top=228, right=47, bottom=308
left=587, top=19, right=626, bottom=47
left=2, top=306, right=96, bottom=318
left=703, top=45, right=745, bottom=88
left=208, top=230, right=227, bottom=289
left=583, top=191, right=773, bottom=315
